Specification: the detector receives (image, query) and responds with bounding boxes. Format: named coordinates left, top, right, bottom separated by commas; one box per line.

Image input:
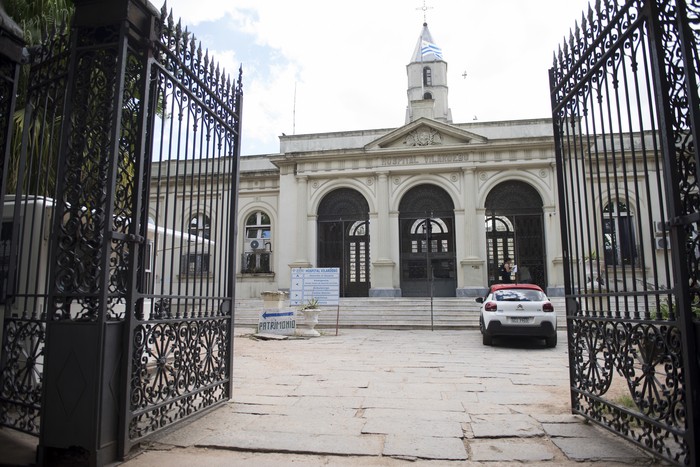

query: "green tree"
left=5, top=0, right=73, bottom=46
left=3, top=1, right=73, bottom=197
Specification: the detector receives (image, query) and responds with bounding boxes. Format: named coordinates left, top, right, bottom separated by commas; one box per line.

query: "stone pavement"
left=119, top=328, right=656, bottom=466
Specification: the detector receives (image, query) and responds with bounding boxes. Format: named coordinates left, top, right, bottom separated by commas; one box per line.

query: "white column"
left=370, top=171, right=399, bottom=296
left=463, top=167, right=477, bottom=257
left=458, top=166, right=485, bottom=296
left=275, top=163, right=300, bottom=291
left=295, top=175, right=309, bottom=264
left=376, top=172, right=390, bottom=259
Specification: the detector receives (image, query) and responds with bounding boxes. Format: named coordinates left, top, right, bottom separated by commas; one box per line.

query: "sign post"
left=290, top=268, right=340, bottom=335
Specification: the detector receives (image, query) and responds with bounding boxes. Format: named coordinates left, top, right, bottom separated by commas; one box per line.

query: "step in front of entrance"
left=234, top=297, right=567, bottom=330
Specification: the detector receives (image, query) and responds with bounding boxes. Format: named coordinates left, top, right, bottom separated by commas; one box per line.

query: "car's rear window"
left=493, top=289, right=546, bottom=302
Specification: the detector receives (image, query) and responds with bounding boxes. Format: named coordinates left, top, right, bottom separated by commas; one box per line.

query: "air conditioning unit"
left=655, top=237, right=669, bottom=250
left=654, top=221, right=668, bottom=233
left=248, top=239, right=262, bottom=251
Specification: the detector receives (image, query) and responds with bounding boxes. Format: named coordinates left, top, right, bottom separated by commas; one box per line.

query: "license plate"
left=510, top=317, right=530, bottom=323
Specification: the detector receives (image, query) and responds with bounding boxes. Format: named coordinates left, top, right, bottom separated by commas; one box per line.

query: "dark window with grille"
left=242, top=211, right=272, bottom=273
left=603, top=201, right=637, bottom=267
left=181, top=213, right=211, bottom=275
left=181, top=253, right=210, bottom=275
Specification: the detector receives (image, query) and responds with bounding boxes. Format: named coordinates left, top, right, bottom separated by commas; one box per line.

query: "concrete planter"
left=297, top=309, right=321, bottom=337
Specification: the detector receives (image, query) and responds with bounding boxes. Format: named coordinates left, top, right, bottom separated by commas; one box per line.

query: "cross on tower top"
left=416, top=0, right=433, bottom=24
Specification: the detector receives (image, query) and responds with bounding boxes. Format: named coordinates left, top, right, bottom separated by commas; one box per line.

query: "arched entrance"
left=399, top=184, right=456, bottom=297
left=317, top=188, right=370, bottom=297
left=485, top=181, right=546, bottom=287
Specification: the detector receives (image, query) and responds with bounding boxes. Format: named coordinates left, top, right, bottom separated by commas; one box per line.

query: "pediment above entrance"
left=365, top=117, right=487, bottom=150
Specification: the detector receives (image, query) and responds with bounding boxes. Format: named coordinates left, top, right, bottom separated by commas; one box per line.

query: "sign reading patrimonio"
left=290, top=268, right=340, bottom=306
left=258, top=291, right=296, bottom=335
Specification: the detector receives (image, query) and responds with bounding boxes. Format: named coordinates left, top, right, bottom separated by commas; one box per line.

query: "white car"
left=476, top=283, right=557, bottom=347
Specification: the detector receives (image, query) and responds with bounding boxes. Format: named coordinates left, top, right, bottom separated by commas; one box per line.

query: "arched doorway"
left=485, top=181, right=546, bottom=287
left=399, top=184, right=456, bottom=297
left=317, top=188, right=370, bottom=297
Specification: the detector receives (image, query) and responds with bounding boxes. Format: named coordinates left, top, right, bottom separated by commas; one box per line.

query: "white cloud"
left=166, top=0, right=592, bottom=154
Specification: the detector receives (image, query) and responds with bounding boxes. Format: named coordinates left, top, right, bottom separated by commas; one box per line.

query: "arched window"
left=317, top=188, right=370, bottom=297
left=182, top=213, right=211, bottom=275
left=484, top=181, right=545, bottom=286
left=423, top=92, right=433, bottom=100
left=423, top=66, right=432, bottom=86
left=485, top=215, right=515, bottom=262
left=603, top=201, right=637, bottom=266
left=398, top=184, right=456, bottom=296
left=410, top=217, right=449, bottom=253
left=188, top=213, right=210, bottom=239
left=242, top=211, right=272, bottom=273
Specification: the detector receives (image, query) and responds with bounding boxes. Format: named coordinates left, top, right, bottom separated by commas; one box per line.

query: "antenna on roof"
left=416, top=0, right=433, bottom=24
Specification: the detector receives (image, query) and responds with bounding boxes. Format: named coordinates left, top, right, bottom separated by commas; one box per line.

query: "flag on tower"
left=421, top=40, right=443, bottom=60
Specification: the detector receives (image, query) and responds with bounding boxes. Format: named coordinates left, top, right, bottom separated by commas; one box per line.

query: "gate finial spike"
left=175, top=17, right=183, bottom=44
left=558, top=46, right=563, bottom=68
left=189, top=30, right=196, bottom=57
left=568, top=28, right=575, bottom=51
left=166, top=8, right=174, bottom=32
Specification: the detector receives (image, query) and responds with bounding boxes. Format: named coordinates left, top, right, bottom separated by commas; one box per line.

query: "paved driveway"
left=124, top=329, right=653, bottom=466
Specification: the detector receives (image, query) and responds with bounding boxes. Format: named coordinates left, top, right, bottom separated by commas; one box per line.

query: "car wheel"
left=479, top=315, right=485, bottom=334
left=482, top=333, right=492, bottom=346
left=545, top=333, right=557, bottom=348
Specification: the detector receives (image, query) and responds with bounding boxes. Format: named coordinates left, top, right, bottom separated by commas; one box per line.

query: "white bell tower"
left=406, top=22, right=452, bottom=124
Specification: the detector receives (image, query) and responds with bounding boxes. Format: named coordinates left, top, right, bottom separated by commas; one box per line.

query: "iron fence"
left=0, top=23, right=70, bottom=436
left=0, top=1, right=242, bottom=463
left=550, top=0, right=699, bottom=464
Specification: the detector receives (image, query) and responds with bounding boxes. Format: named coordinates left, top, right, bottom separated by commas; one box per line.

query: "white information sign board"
left=290, top=268, right=340, bottom=306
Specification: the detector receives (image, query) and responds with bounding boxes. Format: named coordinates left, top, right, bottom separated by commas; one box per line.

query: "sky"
left=165, top=0, right=594, bottom=156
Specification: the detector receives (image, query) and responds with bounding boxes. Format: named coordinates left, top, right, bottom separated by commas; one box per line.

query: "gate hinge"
left=110, top=232, right=145, bottom=243
left=669, top=212, right=700, bottom=227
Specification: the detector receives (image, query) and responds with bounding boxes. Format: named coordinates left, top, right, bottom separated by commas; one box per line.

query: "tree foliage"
left=5, top=0, right=73, bottom=46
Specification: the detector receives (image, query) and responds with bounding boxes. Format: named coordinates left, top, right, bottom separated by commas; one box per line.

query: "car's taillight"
left=543, top=302, right=554, bottom=312
left=484, top=301, right=498, bottom=312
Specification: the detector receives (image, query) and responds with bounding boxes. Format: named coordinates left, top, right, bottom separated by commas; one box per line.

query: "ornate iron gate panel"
left=0, top=24, right=70, bottom=436
left=121, top=7, right=242, bottom=456
left=550, top=0, right=699, bottom=465
left=0, top=2, right=242, bottom=463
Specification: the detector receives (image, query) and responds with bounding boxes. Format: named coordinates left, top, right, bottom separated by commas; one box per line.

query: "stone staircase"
left=234, top=297, right=568, bottom=330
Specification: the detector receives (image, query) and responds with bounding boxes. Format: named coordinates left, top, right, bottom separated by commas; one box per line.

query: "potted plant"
left=297, top=298, right=321, bottom=337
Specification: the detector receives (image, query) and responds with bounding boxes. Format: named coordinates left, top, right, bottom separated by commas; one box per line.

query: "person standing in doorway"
left=499, top=257, right=513, bottom=283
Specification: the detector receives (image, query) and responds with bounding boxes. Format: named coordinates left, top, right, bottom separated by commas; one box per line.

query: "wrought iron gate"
left=0, top=2, right=242, bottom=463
left=550, top=0, right=699, bottom=465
